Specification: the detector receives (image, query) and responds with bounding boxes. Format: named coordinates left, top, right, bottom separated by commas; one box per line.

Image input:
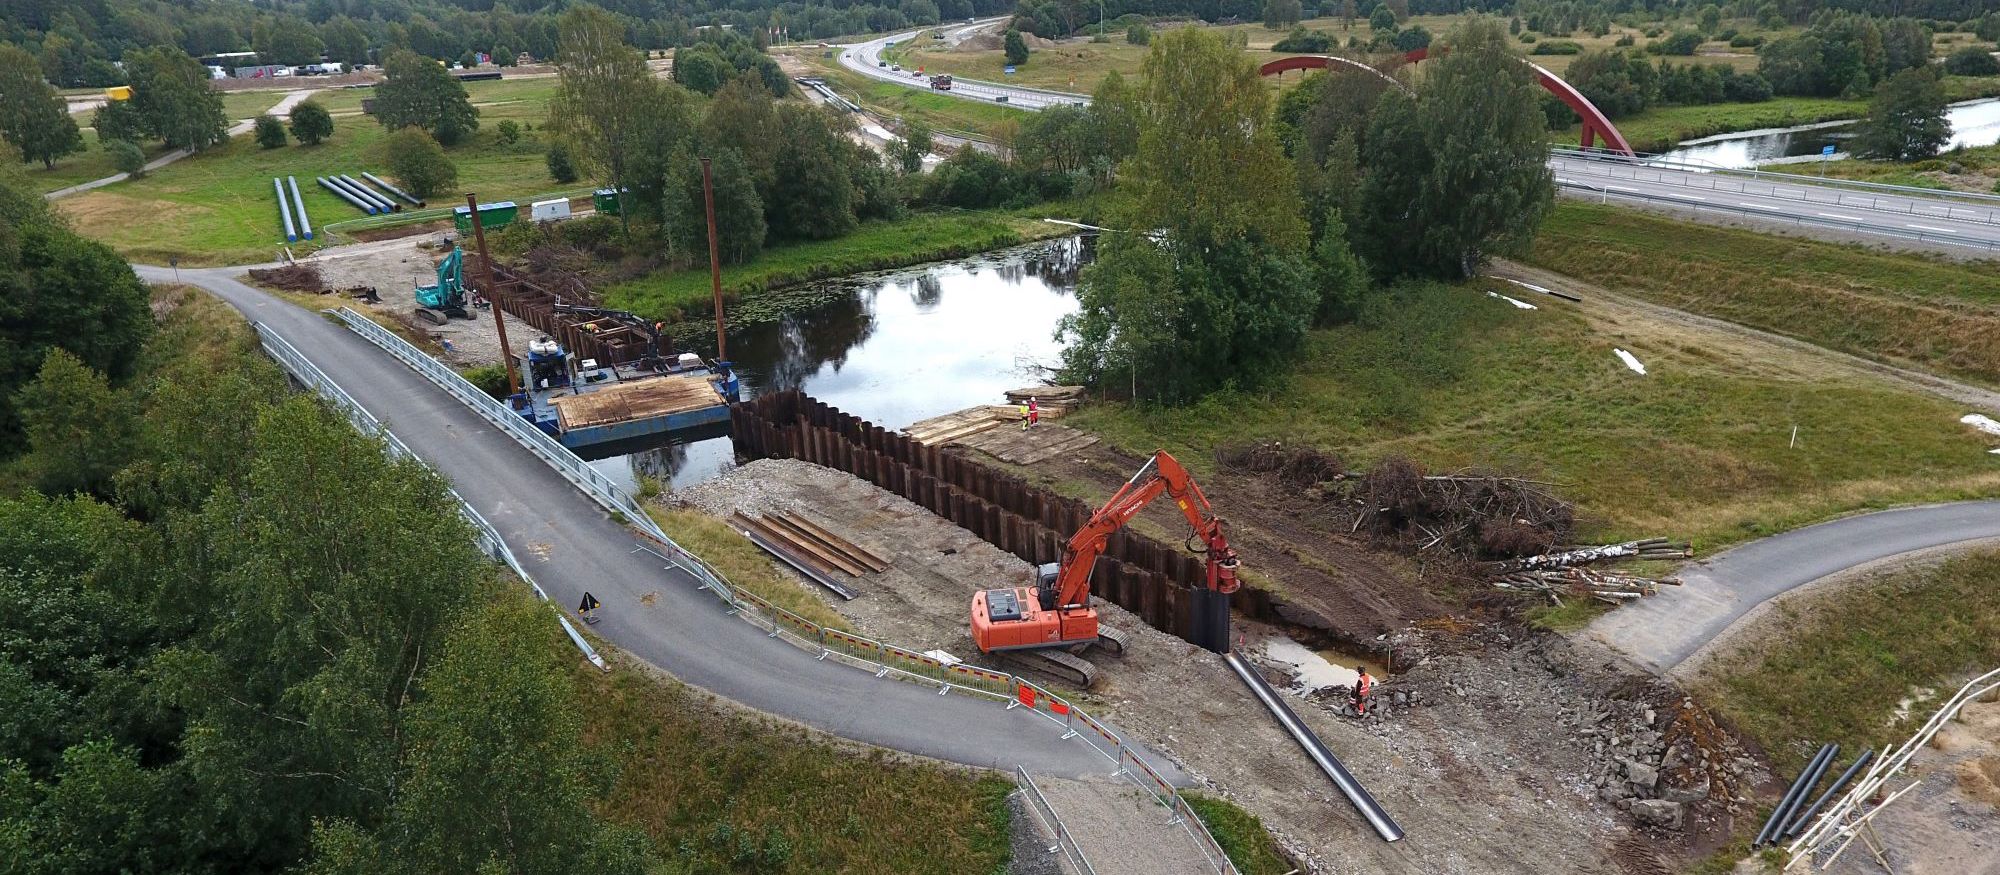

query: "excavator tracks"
left=1090, top=624, right=1129, bottom=657
left=1000, top=648, right=1100, bottom=688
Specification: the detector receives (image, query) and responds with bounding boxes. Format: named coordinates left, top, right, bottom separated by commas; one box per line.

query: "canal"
left=586, top=236, right=1091, bottom=492
left=1659, top=96, right=2000, bottom=168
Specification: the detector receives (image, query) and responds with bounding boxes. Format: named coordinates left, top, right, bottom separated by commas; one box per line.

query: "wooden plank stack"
left=1484, top=538, right=1693, bottom=606
left=728, top=511, right=890, bottom=601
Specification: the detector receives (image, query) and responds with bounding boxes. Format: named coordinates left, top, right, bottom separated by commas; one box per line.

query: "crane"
left=970, top=450, right=1241, bottom=686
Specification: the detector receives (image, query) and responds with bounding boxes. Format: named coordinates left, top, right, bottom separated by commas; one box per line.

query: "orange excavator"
left=970, top=451, right=1241, bottom=686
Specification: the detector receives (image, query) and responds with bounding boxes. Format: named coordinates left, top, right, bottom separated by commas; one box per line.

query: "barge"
left=511, top=335, right=738, bottom=453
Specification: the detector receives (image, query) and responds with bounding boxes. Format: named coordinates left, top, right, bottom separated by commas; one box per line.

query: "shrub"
left=1729, top=34, right=1766, bottom=48
left=253, top=115, right=287, bottom=149
left=459, top=364, right=510, bottom=398
left=1945, top=46, right=2000, bottom=77
left=1519, top=32, right=1538, bottom=43
left=107, top=139, right=145, bottom=176
left=1655, top=30, right=1704, bottom=55
left=1127, top=23, right=1150, bottom=45
left=1531, top=40, right=1584, bottom=55
left=546, top=144, right=578, bottom=183
left=1273, top=27, right=1333, bottom=52
left=288, top=99, right=333, bottom=145
left=379, top=126, right=457, bottom=198
left=1614, top=33, right=1635, bottom=46
left=495, top=119, right=521, bottom=144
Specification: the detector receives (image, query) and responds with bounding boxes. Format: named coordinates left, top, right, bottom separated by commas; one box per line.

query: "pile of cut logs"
left=1485, top=538, right=1692, bottom=606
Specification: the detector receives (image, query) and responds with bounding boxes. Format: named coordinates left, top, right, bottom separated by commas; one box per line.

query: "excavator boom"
left=970, top=450, right=1241, bottom=677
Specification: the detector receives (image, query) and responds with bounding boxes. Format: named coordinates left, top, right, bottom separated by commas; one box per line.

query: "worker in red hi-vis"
left=1027, top=397, right=1040, bottom=429
left=1350, top=666, right=1374, bottom=717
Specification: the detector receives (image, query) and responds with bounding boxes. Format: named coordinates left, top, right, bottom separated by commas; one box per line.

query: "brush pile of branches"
left=247, top=263, right=325, bottom=293
left=1215, top=441, right=1345, bottom=491
left=1486, top=538, right=1693, bottom=606
left=1357, top=456, right=1577, bottom=559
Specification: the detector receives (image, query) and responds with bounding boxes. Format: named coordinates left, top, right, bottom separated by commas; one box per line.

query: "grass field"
left=576, top=646, right=1014, bottom=873
left=604, top=205, right=1082, bottom=320
left=646, top=507, right=850, bottom=630
left=801, top=55, right=1032, bottom=140
left=1795, top=142, right=2000, bottom=193
left=1690, top=548, right=2000, bottom=772
left=55, top=78, right=565, bottom=266
left=1183, top=794, right=1292, bottom=875
left=1064, top=277, right=2000, bottom=548
left=1526, top=202, right=2000, bottom=387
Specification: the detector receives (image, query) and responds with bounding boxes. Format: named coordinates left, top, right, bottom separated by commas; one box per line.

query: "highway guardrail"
left=1552, top=146, right=2000, bottom=214
left=1554, top=178, right=2000, bottom=253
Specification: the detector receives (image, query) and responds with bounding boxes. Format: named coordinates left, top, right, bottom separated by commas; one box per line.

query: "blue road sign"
left=1822, top=144, right=1836, bottom=157
left=1004, top=65, right=1015, bottom=74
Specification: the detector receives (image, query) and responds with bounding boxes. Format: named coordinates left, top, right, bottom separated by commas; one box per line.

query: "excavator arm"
left=1047, top=451, right=1240, bottom=610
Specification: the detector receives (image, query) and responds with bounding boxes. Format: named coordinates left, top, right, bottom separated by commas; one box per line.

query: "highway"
left=140, top=264, right=1188, bottom=784
left=838, top=19, right=1088, bottom=111
left=833, top=38, right=2000, bottom=250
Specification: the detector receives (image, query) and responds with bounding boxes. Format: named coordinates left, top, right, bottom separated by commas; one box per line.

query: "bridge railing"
left=322, top=309, right=1237, bottom=872
left=252, top=321, right=607, bottom=671
left=1552, top=146, right=2000, bottom=214
left=1554, top=177, right=2000, bottom=253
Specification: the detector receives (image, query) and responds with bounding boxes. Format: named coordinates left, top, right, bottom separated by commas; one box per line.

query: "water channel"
left=1657, top=96, right=2000, bottom=168
left=585, top=236, right=1092, bottom=492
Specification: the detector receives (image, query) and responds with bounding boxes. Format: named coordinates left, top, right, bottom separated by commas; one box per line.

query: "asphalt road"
left=1551, top=152, right=2000, bottom=252
left=839, top=20, right=1088, bottom=111
left=143, top=264, right=1185, bottom=782
left=832, top=43, right=2000, bottom=250
left=1585, top=501, right=2000, bottom=674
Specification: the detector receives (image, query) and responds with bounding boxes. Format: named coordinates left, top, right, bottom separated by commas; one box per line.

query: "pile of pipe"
left=1753, top=743, right=1874, bottom=848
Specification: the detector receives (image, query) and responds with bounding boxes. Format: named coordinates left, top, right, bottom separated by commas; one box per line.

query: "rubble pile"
left=1581, top=692, right=1760, bottom=832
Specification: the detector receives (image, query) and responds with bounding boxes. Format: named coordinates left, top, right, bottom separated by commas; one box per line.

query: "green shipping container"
left=593, top=188, right=624, bottom=216
left=453, top=201, right=518, bottom=234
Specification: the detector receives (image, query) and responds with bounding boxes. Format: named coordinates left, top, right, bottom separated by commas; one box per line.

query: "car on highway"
left=994, top=94, right=1009, bottom=102
left=891, top=64, right=901, bottom=71
left=878, top=60, right=887, bottom=67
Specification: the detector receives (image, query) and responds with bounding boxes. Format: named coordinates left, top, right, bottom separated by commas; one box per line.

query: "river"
left=586, top=236, right=1091, bottom=492
left=1657, top=96, right=2000, bottom=168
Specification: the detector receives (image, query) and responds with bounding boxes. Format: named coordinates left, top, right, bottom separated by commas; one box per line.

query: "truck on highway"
left=929, top=74, right=953, bottom=90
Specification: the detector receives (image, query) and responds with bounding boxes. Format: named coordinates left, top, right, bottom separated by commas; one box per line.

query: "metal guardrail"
left=1552, top=146, right=2000, bottom=213
left=252, top=322, right=607, bottom=671
left=1554, top=179, right=2000, bottom=253
left=1015, top=766, right=1098, bottom=875
left=327, top=309, right=1239, bottom=870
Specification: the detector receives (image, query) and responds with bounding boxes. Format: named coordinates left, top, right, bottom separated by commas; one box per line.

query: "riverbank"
left=602, top=201, right=1095, bottom=321
left=1781, top=142, right=2000, bottom=194
left=1557, top=78, right=2000, bottom=155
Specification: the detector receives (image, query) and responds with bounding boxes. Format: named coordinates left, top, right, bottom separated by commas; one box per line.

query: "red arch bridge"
left=1259, top=48, right=1634, bottom=156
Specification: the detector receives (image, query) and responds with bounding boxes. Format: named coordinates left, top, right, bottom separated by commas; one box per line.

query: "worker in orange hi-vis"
left=1350, top=666, right=1374, bottom=717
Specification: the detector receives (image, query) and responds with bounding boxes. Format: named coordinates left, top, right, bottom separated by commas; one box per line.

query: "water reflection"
left=586, top=236, right=1094, bottom=492
left=1659, top=97, right=2000, bottom=168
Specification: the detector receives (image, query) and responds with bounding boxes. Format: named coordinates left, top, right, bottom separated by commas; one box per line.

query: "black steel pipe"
left=339, top=174, right=398, bottom=212
left=1224, top=652, right=1404, bottom=842
left=1773, top=742, right=1840, bottom=845
left=317, top=176, right=376, bottom=214
left=1782, top=748, right=1874, bottom=841
left=1756, top=743, right=1834, bottom=847
left=362, top=171, right=425, bottom=207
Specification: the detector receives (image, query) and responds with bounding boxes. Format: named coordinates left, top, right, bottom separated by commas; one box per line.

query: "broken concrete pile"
left=1582, top=693, right=1759, bottom=832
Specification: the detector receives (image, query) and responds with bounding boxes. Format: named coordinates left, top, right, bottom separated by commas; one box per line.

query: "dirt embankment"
left=671, top=458, right=1755, bottom=873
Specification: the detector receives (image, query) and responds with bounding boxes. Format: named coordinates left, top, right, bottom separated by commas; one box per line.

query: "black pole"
left=1782, top=748, right=1875, bottom=841
left=1760, top=743, right=1832, bottom=847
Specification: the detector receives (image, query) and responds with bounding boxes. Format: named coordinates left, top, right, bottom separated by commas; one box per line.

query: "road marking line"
left=1738, top=201, right=1784, bottom=211
left=1907, top=224, right=1956, bottom=234
left=1817, top=212, right=1863, bottom=221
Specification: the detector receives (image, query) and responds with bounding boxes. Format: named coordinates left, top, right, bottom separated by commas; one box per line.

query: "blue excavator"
left=414, top=246, right=475, bottom=325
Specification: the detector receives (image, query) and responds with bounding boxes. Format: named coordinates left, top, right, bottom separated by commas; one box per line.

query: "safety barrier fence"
left=1014, top=766, right=1098, bottom=875
left=252, top=322, right=607, bottom=671
left=327, top=312, right=1237, bottom=871
left=1554, top=179, right=2000, bottom=253
left=1551, top=146, right=2000, bottom=213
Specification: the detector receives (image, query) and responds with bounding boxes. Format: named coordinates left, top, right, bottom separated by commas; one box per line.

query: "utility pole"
left=700, top=157, right=728, bottom=362
left=466, top=193, right=520, bottom=400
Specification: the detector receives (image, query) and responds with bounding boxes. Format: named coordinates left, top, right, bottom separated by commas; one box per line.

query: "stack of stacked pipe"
left=317, top=174, right=401, bottom=215
left=1754, top=743, right=1876, bottom=848
left=729, top=390, right=1305, bottom=652
left=272, top=176, right=313, bottom=242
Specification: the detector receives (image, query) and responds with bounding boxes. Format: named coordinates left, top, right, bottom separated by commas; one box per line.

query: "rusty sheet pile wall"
left=730, top=391, right=1288, bottom=647
left=482, top=260, right=653, bottom=366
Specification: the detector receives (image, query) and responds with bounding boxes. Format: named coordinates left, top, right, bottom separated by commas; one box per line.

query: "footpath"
left=46, top=89, right=320, bottom=200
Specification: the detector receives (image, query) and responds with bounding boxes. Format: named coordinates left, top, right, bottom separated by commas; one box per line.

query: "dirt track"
left=672, top=458, right=1743, bottom=873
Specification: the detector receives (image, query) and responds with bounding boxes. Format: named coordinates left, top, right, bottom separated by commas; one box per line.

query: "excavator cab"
left=970, top=583, right=1100, bottom=652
